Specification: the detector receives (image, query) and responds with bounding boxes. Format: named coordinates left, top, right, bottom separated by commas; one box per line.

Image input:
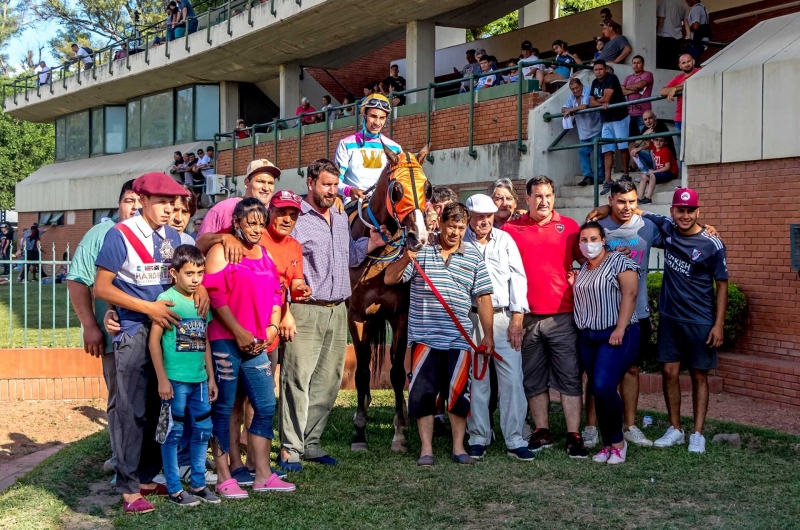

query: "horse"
left=347, top=143, right=432, bottom=452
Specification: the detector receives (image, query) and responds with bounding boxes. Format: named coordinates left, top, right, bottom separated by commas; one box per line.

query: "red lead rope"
left=412, top=259, right=502, bottom=380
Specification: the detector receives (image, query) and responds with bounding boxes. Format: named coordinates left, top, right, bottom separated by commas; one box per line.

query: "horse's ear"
left=417, top=143, right=431, bottom=162
left=381, top=141, right=399, bottom=166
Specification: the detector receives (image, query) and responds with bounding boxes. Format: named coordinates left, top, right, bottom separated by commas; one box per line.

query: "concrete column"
left=519, top=0, right=553, bottom=28
left=279, top=61, right=301, bottom=119
left=406, top=20, right=436, bottom=104
left=435, top=26, right=466, bottom=50
left=621, top=0, right=657, bottom=67
left=219, top=81, right=239, bottom=133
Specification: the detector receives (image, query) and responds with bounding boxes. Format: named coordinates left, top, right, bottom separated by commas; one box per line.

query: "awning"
left=15, top=142, right=205, bottom=213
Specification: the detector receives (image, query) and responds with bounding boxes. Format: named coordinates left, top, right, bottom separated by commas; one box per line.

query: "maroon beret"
left=133, top=172, right=190, bottom=197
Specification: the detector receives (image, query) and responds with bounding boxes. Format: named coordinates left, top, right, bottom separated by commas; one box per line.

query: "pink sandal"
left=123, top=497, right=155, bottom=514
left=215, top=478, right=249, bottom=499
left=252, top=473, right=296, bottom=492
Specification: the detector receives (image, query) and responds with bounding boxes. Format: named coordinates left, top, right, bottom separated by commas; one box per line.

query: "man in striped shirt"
left=385, top=203, right=495, bottom=467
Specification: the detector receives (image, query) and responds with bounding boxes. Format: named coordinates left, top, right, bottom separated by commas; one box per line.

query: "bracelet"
left=267, top=323, right=279, bottom=334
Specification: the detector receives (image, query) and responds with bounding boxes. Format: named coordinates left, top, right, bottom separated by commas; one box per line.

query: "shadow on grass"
left=1, top=391, right=799, bottom=530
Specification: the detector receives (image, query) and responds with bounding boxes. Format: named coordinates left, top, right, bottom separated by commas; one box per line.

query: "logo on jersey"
left=359, top=149, right=384, bottom=169
left=666, top=236, right=672, bottom=244
left=681, top=191, right=691, bottom=201
left=691, top=249, right=702, bottom=261
left=159, top=238, right=174, bottom=261
left=555, top=224, right=564, bottom=233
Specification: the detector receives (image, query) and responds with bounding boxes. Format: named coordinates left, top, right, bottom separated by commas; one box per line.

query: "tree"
left=467, top=11, right=518, bottom=42
left=0, top=0, right=22, bottom=75
left=0, top=107, right=54, bottom=209
left=559, top=0, right=615, bottom=17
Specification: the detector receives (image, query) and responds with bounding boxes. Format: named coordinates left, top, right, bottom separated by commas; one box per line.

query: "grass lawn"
left=1, top=390, right=799, bottom=529
left=0, top=283, right=82, bottom=348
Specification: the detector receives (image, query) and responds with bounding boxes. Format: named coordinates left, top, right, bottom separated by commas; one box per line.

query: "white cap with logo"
left=465, top=193, right=498, bottom=214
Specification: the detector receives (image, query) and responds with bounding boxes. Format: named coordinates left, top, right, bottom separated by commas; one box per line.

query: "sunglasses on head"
left=363, top=96, right=391, bottom=113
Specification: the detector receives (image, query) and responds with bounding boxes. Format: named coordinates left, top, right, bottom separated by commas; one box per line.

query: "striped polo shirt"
left=402, top=237, right=493, bottom=351
left=573, top=252, right=640, bottom=331
left=95, top=214, right=182, bottom=338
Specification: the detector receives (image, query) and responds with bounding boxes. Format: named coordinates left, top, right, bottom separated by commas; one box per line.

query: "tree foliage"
left=0, top=107, right=54, bottom=209
left=559, top=0, right=615, bottom=17
left=467, top=11, right=518, bottom=42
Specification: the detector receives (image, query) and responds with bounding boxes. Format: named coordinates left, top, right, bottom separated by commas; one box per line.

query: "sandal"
left=215, top=478, right=249, bottom=500
left=252, top=473, right=296, bottom=492
left=416, top=455, right=435, bottom=467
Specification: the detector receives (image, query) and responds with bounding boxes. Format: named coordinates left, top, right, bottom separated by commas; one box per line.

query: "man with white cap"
left=463, top=194, right=535, bottom=461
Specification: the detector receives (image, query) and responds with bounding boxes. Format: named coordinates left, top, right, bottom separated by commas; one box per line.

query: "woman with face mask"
left=572, top=221, right=640, bottom=465
left=202, top=198, right=295, bottom=499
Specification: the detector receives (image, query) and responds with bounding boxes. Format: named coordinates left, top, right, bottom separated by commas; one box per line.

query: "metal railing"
left=544, top=90, right=683, bottom=207
left=0, top=243, right=82, bottom=349
left=213, top=59, right=593, bottom=178
left=1, top=0, right=266, bottom=107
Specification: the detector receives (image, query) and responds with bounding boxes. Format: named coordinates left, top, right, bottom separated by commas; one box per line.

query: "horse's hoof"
left=351, top=442, right=368, bottom=452
left=390, top=441, right=407, bottom=453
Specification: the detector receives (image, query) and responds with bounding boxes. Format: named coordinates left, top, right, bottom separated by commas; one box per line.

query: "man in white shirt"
left=463, top=194, right=535, bottom=462
left=518, top=41, right=545, bottom=81
left=657, top=0, right=687, bottom=68
left=194, top=146, right=215, bottom=178
left=37, top=61, right=51, bottom=86
left=69, top=43, right=94, bottom=70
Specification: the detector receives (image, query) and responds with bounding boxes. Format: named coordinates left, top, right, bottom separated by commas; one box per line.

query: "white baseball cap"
left=465, top=194, right=498, bottom=214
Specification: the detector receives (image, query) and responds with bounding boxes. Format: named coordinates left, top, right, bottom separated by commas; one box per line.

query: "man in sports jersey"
left=589, top=188, right=728, bottom=454
left=94, top=173, right=205, bottom=514
left=335, top=93, right=402, bottom=203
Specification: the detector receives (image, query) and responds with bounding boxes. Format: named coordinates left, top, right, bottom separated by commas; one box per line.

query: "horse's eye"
left=424, top=181, right=433, bottom=202
left=389, top=181, right=404, bottom=204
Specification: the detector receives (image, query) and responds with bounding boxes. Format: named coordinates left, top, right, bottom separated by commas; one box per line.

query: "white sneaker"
left=607, top=442, right=627, bottom=465
left=653, top=426, right=685, bottom=448
left=592, top=446, right=612, bottom=463
left=153, top=473, right=167, bottom=484
left=180, top=465, right=218, bottom=485
left=688, top=432, right=706, bottom=454
left=582, top=426, right=599, bottom=448
left=624, top=425, right=654, bottom=447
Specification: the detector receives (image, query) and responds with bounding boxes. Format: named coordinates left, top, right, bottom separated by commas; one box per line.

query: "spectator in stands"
left=318, top=95, right=335, bottom=122
left=69, top=43, right=94, bottom=70
left=596, top=23, right=631, bottom=65
left=563, top=78, right=604, bottom=188
left=621, top=55, right=654, bottom=133
left=657, top=0, right=687, bottom=69
left=175, top=0, right=198, bottom=35
left=475, top=56, right=500, bottom=90
left=339, top=94, right=356, bottom=118
left=475, top=49, right=487, bottom=61
left=639, top=110, right=677, bottom=158
left=685, top=0, right=711, bottom=62
left=590, top=60, right=631, bottom=195
left=660, top=53, right=699, bottom=153
left=114, top=42, right=129, bottom=61
left=235, top=118, right=250, bottom=139
left=636, top=136, right=678, bottom=204
left=502, top=58, right=519, bottom=84
left=535, top=40, right=582, bottom=91
left=487, top=178, right=519, bottom=229
left=594, top=38, right=605, bottom=61
left=170, top=151, right=184, bottom=174
left=381, top=64, right=406, bottom=105
left=181, top=152, right=197, bottom=184
left=518, top=41, right=545, bottom=82
left=196, top=145, right=215, bottom=178
left=37, top=61, right=51, bottom=86
left=166, top=1, right=179, bottom=41
left=188, top=216, right=204, bottom=238
left=455, top=49, right=481, bottom=92
left=600, top=7, right=622, bottom=34
left=295, top=97, right=317, bottom=127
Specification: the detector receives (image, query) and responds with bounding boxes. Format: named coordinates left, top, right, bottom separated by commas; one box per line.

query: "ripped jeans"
left=160, top=380, right=212, bottom=495
left=210, top=340, right=275, bottom=454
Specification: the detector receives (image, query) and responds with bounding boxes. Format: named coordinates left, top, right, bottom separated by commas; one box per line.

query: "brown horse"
left=348, top=144, right=432, bottom=452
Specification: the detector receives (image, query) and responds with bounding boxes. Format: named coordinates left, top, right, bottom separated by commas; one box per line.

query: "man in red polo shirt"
left=502, top=175, right=588, bottom=459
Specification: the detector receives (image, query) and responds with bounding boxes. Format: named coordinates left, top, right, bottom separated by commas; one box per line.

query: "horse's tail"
left=367, top=316, right=389, bottom=382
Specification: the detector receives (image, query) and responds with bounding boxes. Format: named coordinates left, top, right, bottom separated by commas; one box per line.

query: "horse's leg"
left=350, top=316, right=371, bottom=452
left=389, top=312, right=409, bottom=453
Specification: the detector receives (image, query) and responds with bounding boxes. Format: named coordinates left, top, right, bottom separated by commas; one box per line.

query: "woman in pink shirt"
left=203, top=198, right=295, bottom=498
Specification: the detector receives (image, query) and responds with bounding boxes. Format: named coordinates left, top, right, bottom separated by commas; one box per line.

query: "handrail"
left=542, top=92, right=681, bottom=122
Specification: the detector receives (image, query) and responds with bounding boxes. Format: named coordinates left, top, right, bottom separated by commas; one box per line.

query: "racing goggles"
left=362, top=94, right=391, bottom=114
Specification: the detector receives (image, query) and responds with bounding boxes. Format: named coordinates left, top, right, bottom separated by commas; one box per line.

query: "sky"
left=6, top=20, right=60, bottom=71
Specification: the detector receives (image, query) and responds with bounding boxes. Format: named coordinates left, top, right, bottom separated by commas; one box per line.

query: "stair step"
left=559, top=179, right=682, bottom=198
left=556, top=191, right=674, bottom=209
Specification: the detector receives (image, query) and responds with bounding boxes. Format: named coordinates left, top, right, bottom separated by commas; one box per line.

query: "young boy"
left=637, top=136, right=678, bottom=204
left=149, top=245, right=219, bottom=507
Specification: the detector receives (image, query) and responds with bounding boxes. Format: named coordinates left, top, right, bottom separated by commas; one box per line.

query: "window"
left=175, top=87, right=194, bottom=144
left=91, top=107, right=104, bottom=156
left=38, top=212, right=64, bottom=226
left=105, top=106, right=126, bottom=153
left=65, top=111, right=90, bottom=160
left=195, top=84, right=220, bottom=140
left=458, top=188, right=483, bottom=204
left=92, top=209, right=115, bottom=224
left=55, top=118, right=66, bottom=161
left=127, top=100, right=141, bottom=149
left=141, top=91, right=174, bottom=148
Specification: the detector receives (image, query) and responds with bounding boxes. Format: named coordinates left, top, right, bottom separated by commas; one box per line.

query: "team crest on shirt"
left=159, top=238, right=174, bottom=261
left=691, top=249, right=702, bottom=261
left=555, top=224, right=564, bottom=233
left=291, top=259, right=298, bottom=267
left=666, top=236, right=672, bottom=244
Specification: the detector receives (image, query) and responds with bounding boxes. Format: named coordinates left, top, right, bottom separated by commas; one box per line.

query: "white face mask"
left=580, top=242, right=604, bottom=259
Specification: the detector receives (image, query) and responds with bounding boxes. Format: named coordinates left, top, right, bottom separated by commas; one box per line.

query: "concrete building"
left=3, top=0, right=800, bottom=407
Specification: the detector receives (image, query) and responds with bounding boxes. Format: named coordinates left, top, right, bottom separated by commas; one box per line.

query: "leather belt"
left=471, top=306, right=508, bottom=314
left=295, top=299, right=343, bottom=307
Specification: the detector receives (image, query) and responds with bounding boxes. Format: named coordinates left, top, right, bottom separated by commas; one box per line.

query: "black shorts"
left=634, top=317, right=653, bottom=367
left=656, top=315, right=718, bottom=370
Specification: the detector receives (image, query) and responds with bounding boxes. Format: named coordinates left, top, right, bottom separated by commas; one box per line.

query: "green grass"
left=0, top=283, right=82, bottom=348
left=1, top=390, right=799, bottom=529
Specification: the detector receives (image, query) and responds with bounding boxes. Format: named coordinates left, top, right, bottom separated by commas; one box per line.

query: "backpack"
left=692, top=3, right=712, bottom=43
left=81, top=46, right=95, bottom=58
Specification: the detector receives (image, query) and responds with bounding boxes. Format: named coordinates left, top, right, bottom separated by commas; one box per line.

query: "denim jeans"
left=210, top=339, right=275, bottom=454
left=579, top=133, right=605, bottom=179
left=161, top=380, right=212, bottom=495
left=579, top=324, right=640, bottom=446
left=637, top=151, right=674, bottom=183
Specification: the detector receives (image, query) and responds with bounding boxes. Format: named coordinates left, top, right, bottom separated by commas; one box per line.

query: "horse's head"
left=382, top=143, right=432, bottom=252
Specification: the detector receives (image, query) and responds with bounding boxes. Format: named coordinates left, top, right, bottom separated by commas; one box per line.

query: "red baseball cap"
left=672, top=188, right=699, bottom=208
left=269, top=190, right=302, bottom=210
left=133, top=172, right=190, bottom=197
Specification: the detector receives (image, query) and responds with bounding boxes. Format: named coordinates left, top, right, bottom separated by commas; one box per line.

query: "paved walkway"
left=0, top=444, right=64, bottom=494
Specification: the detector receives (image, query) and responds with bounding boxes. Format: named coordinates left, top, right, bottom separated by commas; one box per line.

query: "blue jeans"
left=630, top=115, right=645, bottom=134
left=161, top=380, right=212, bottom=495
left=210, top=339, right=275, bottom=454
left=579, top=324, right=640, bottom=446
left=579, top=133, right=605, bottom=179
left=637, top=151, right=675, bottom=183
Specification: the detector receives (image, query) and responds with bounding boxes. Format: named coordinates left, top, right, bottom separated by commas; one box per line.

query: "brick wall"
left=689, top=158, right=800, bottom=409
left=711, top=0, right=800, bottom=44
left=307, top=39, right=407, bottom=102
left=17, top=211, right=94, bottom=273
left=218, top=92, right=546, bottom=176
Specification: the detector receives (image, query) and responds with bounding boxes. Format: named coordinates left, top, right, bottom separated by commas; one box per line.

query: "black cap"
left=521, top=40, right=533, bottom=50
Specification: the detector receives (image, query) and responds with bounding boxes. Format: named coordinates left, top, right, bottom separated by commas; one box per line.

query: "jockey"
left=335, top=93, right=402, bottom=203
